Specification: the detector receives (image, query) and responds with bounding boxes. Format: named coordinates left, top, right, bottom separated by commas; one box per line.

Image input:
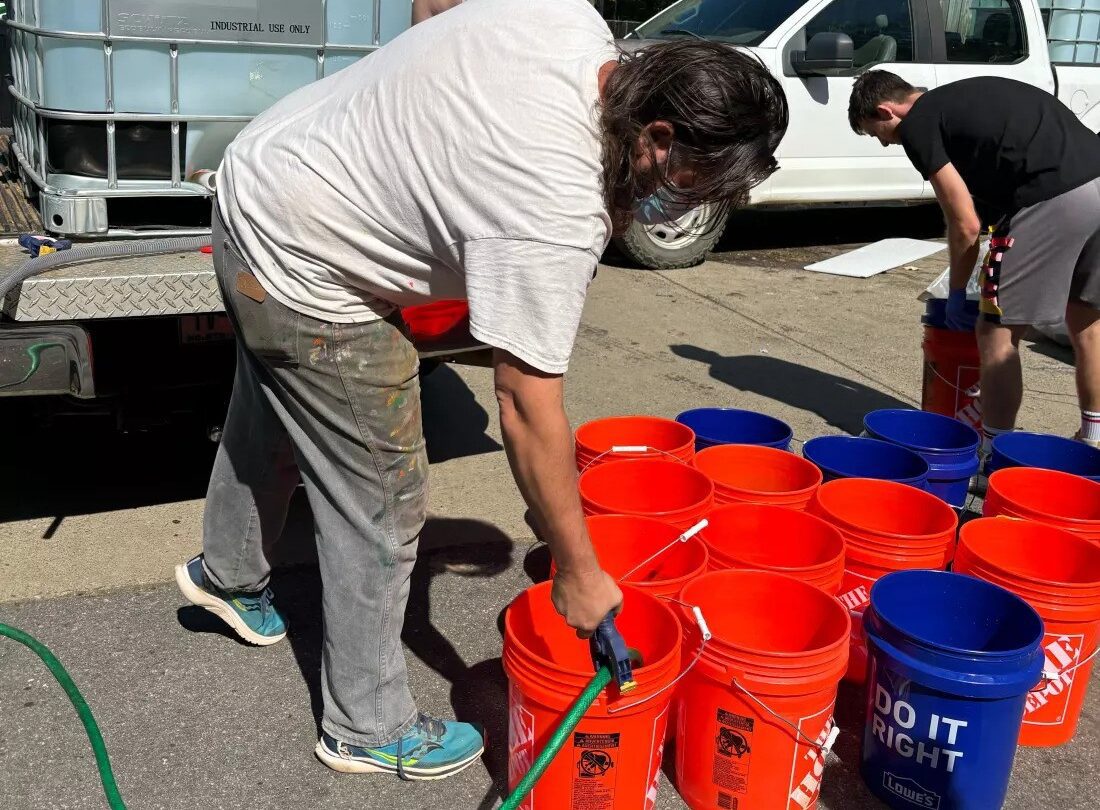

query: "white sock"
left=981, top=424, right=1014, bottom=456
left=1082, top=411, right=1100, bottom=443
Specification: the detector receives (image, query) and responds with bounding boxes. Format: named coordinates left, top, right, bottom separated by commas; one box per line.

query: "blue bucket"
left=989, top=431, right=1100, bottom=483
left=863, top=409, right=981, bottom=507
left=802, top=436, right=930, bottom=489
left=862, top=570, right=1044, bottom=810
left=923, top=298, right=980, bottom=329
left=675, top=408, right=793, bottom=452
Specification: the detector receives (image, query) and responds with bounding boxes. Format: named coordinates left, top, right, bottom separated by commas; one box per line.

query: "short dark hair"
left=848, top=70, right=916, bottom=134
left=600, top=40, right=789, bottom=224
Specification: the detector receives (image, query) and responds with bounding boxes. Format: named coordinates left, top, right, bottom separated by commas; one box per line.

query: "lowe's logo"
left=883, top=773, right=941, bottom=809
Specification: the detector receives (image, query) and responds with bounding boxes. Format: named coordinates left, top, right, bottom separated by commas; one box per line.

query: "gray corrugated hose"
left=0, top=235, right=213, bottom=303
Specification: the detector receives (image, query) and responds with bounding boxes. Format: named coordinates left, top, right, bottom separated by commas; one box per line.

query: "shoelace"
left=396, top=714, right=446, bottom=781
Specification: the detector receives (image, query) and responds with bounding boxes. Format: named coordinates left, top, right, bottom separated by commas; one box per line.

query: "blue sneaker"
left=174, top=555, right=286, bottom=646
left=315, top=714, right=485, bottom=780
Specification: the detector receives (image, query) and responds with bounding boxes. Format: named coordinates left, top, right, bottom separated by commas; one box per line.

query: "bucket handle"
left=618, top=519, right=709, bottom=583
left=925, top=359, right=981, bottom=397
left=606, top=603, right=712, bottom=716
left=729, top=678, right=841, bottom=755
left=580, top=444, right=690, bottom=473
left=1031, top=644, right=1100, bottom=693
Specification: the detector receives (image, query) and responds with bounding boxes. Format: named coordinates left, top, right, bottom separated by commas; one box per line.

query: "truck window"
left=804, top=0, right=915, bottom=66
left=940, top=0, right=1028, bottom=63
left=625, top=0, right=807, bottom=45
left=1038, top=0, right=1100, bottom=63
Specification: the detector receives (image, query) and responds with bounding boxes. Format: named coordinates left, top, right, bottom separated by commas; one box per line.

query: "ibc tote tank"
left=4, top=0, right=409, bottom=235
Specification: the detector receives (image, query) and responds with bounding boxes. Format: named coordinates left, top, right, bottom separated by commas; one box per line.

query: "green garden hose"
left=499, top=666, right=613, bottom=810
left=2, top=617, right=607, bottom=810
left=0, top=623, right=127, bottom=809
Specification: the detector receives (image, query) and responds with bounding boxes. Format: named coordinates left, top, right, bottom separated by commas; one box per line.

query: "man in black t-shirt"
left=849, top=71, right=1100, bottom=454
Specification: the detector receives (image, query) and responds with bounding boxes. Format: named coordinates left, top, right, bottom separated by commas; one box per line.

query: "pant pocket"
left=219, top=245, right=301, bottom=366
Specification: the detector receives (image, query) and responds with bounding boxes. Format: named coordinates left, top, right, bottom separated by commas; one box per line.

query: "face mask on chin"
left=631, top=186, right=695, bottom=226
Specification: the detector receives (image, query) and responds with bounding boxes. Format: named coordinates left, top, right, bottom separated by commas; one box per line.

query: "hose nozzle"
left=590, top=614, right=637, bottom=693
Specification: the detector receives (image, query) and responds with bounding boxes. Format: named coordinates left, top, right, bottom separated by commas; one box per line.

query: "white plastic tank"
left=5, top=0, right=411, bottom=234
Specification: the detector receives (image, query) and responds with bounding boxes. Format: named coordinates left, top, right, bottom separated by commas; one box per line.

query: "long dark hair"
left=600, top=40, right=788, bottom=227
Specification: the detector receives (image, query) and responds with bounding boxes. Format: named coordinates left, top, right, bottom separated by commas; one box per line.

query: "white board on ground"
left=804, top=239, right=946, bottom=279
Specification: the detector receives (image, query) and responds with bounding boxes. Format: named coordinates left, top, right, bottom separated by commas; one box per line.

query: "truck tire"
left=612, top=203, right=729, bottom=270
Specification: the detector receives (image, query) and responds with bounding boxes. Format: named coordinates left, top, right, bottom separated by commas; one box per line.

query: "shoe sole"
left=174, top=564, right=286, bottom=647
left=314, top=740, right=484, bottom=780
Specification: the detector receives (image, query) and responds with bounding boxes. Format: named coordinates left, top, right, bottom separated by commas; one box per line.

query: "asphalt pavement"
left=1, top=207, right=1094, bottom=809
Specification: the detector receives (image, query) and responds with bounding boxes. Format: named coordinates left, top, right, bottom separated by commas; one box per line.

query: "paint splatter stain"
left=309, top=337, right=328, bottom=365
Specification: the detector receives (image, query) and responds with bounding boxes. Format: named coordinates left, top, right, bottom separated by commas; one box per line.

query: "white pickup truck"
left=611, top=0, right=1100, bottom=268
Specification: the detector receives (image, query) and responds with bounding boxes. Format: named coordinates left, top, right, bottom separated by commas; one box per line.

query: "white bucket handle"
left=606, top=603, right=711, bottom=716
left=1031, top=644, right=1100, bottom=692
left=729, top=678, right=841, bottom=755
left=580, top=444, right=690, bottom=474
left=618, top=519, right=709, bottom=583
left=925, top=359, right=980, bottom=396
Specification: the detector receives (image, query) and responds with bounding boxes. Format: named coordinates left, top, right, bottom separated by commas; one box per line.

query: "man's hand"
left=945, top=288, right=977, bottom=332
left=552, top=566, right=624, bottom=639
left=493, top=349, right=623, bottom=637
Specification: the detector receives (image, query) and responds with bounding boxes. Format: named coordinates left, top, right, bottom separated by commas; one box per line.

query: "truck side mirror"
left=790, top=32, right=855, bottom=76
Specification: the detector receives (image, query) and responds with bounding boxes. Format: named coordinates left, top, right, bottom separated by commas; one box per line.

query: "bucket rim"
left=680, top=569, right=851, bottom=664
left=575, top=414, right=696, bottom=454
left=675, top=407, right=794, bottom=445
left=869, top=570, right=1045, bottom=660
left=960, top=517, right=1100, bottom=592
left=584, top=514, right=710, bottom=588
left=702, top=503, right=845, bottom=574
left=503, top=582, right=681, bottom=688
left=988, top=467, right=1100, bottom=525
left=863, top=408, right=981, bottom=454
left=693, top=444, right=823, bottom=497
left=803, top=435, right=931, bottom=484
left=579, top=458, right=714, bottom=517
left=812, top=478, right=958, bottom=541
left=991, top=431, right=1100, bottom=471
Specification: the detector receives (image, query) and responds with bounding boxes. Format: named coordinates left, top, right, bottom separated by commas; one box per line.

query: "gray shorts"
left=980, top=177, right=1100, bottom=326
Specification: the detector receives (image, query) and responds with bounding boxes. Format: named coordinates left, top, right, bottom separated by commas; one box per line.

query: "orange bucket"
left=984, top=467, right=1100, bottom=546
left=504, top=583, right=682, bottom=810
left=574, top=415, right=695, bottom=472
left=692, top=444, right=823, bottom=509
left=700, top=503, right=845, bottom=594
left=956, top=516, right=1100, bottom=747
left=548, top=515, right=709, bottom=600
left=809, top=478, right=957, bottom=683
left=921, top=325, right=982, bottom=431
left=675, top=570, right=850, bottom=810
left=579, top=458, right=714, bottom=530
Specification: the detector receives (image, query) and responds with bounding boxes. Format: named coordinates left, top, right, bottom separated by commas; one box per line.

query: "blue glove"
left=945, top=289, right=977, bottom=332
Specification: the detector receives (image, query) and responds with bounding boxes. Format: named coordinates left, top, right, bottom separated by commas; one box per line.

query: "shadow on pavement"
left=670, top=347, right=912, bottom=436
left=215, top=516, right=515, bottom=807
left=0, top=364, right=497, bottom=523
left=422, top=364, right=502, bottom=463
left=0, top=420, right=219, bottom=523
left=1026, top=334, right=1075, bottom=366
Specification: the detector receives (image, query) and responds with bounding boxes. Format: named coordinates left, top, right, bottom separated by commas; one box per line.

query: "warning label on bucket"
left=713, top=709, right=754, bottom=803
left=572, top=732, right=619, bottom=810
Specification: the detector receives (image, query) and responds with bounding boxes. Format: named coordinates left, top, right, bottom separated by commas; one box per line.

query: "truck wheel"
left=612, top=203, right=729, bottom=270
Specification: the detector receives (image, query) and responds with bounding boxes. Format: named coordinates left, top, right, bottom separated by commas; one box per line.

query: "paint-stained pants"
left=202, top=208, right=427, bottom=747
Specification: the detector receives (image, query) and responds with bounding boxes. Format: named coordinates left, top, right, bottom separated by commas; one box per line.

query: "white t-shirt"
left=218, top=0, right=616, bottom=374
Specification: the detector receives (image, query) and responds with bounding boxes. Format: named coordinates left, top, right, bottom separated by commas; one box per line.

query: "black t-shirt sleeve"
left=899, top=113, right=950, bottom=180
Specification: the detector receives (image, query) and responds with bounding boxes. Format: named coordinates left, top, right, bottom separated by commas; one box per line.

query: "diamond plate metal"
left=2, top=246, right=224, bottom=321
left=13, top=271, right=222, bottom=320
